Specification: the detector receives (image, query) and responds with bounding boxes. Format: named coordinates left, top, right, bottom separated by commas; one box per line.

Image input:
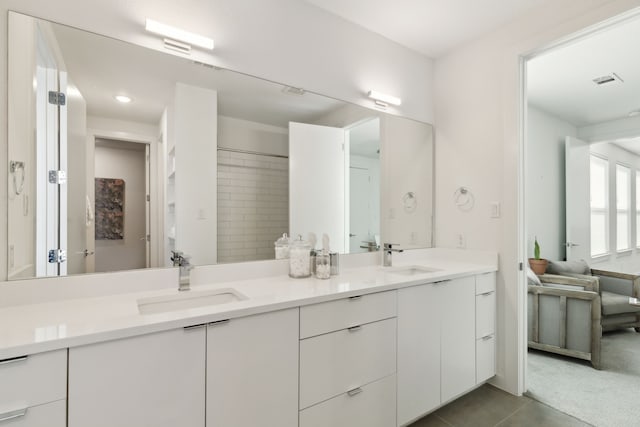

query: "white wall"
left=434, top=0, right=640, bottom=395
left=526, top=106, right=577, bottom=261
left=173, top=83, right=218, bottom=266
left=579, top=114, right=640, bottom=141
left=94, top=141, right=147, bottom=272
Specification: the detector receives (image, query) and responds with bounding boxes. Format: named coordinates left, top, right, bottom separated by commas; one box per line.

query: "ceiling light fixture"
left=145, top=19, right=214, bottom=51
left=629, top=109, right=640, bottom=117
left=115, top=95, right=132, bottom=103
left=367, top=90, right=402, bottom=108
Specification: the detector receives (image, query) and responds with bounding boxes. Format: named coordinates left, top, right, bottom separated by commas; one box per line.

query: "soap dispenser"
left=274, top=233, right=290, bottom=259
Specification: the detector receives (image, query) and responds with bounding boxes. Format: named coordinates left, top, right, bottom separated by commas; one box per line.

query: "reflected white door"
left=289, top=122, right=345, bottom=252
left=350, top=167, right=370, bottom=253
left=565, top=136, right=591, bottom=261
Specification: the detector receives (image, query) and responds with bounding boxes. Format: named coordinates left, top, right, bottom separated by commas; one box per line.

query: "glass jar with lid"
left=274, top=233, right=290, bottom=259
left=289, top=235, right=311, bottom=278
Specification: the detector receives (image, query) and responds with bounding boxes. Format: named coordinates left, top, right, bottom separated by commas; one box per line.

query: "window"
left=590, top=155, right=608, bottom=256
left=616, top=164, right=631, bottom=251
left=637, top=173, right=640, bottom=248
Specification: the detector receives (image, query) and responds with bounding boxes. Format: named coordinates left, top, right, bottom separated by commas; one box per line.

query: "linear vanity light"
left=367, top=90, right=402, bottom=108
left=145, top=19, right=214, bottom=51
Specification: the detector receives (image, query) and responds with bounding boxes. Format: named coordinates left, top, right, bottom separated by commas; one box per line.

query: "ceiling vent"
left=282, top=86, right=305, bottom=96
left=593, top=72, right=624, bottom=86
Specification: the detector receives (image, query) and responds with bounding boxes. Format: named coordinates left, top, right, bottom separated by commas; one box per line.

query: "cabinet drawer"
left=0, top=399, right=65, bottom=427
left=476, top=291, right=496, bottom=338
left=477, top=335, right=496, bottom=384
left=476, top=272, right=496, bottom=295
left=300, top=290, right=396, bottom=339
left=299, top=374, right=396, bottom=427
left=0, top=350, right=66, bottom=408
left=300, top=318, right=396, bottom=409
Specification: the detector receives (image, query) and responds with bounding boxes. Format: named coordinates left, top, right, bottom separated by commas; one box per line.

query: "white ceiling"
left=527, top=15, right=640, bottom=127
left=303, top=0, right=548, bottom=57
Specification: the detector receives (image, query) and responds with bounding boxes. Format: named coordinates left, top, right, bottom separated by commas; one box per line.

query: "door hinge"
left=48, top=170, right=67, bottom=185
left=48, top=249, right=67, bottom=264
left=146, top=194, right=150, bottom=202
left=48, top=91, right=66, bottom=106
left=146, top=234, right=151, bottom=242
left=519, top=262, right=524, bottom=271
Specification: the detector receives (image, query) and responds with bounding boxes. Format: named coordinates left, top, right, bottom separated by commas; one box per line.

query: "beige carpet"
left=526, top=329, right=640, bottom=427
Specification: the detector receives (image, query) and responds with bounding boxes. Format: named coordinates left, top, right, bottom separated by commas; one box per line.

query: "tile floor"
left=408, top=384, right=592, bottom=427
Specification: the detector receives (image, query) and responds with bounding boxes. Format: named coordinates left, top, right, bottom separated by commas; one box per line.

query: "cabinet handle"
left=348, top=295, right=362, bottom=301
left=347, top=325, right=362, bottom=332
left=482, top=334, right=494, bottom=341
left=0, top=408, right=27, bottom=423
left=183, top=324, right=206, bottom=330
left=0, top=355, right=27, bottom=366
left=347, top=387, right=363, bottom=397
left=480, top=291, right=494, bottom=297
left=208, top=319, right=230, bottom=327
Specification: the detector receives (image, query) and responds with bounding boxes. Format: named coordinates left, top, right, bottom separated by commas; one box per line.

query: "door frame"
left=520, top=6, right=640, bottom=393
left=86, top=128, right=160, bottom=269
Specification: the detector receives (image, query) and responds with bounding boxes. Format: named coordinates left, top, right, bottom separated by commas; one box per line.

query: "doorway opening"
left=93, top=138, right=150, bottom=273
left=523, top=9, right=640, bottom=426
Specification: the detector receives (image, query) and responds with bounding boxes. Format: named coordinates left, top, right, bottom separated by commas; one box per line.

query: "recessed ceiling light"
left=115, top=95, right=132, bottom=104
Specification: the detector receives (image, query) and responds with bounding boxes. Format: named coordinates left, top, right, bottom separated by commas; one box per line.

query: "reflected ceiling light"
left=629, top=109, right=640, bottom=117
left=115, top=95, right=132, bottom=103
left=367, top=90, right=402, bottom=108
left=145, top=18, right=214, bottom=50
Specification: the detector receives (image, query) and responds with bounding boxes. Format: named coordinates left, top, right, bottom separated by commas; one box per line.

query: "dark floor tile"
left=409, top=413, right=452, bottom=427
left=432, top=384, right=532, bottom=427
left=497, top=401, right=592, bottom=427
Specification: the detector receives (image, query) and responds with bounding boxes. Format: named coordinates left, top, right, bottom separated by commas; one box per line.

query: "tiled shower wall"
left=217, top=150, right=288, bottom=263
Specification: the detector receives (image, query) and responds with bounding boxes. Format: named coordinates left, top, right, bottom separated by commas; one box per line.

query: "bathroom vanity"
left=0, top=249, right=496, bottom=427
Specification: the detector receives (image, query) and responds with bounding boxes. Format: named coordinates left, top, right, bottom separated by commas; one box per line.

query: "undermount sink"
left=386, top=265, right=441, bottom=276
left=137, top=288, right=247, bottom=315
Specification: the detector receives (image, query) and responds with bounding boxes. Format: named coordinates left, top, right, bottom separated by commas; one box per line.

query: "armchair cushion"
left=601, top=291, right=640, bottom=316
left=547, top=259, right=590, bottom=275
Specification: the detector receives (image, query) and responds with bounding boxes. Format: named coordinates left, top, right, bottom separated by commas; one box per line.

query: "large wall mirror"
left=7, top=11, right=434, bottom=281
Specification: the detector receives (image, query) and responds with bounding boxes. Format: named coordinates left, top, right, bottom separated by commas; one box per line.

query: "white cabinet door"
left=397, top=276, right=477, bottom=425
left=68, top=327, right=206, bottom=427
left=397, top=283, right=441, bottom=426
left=206, top=308, right=299, bottom=427
left=441, top=276, right=476, bottom=403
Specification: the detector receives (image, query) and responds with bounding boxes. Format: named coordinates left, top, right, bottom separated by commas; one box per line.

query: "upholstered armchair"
left=546, top=260, right=640, bottom=333
left=527, top=269, right=601, bottom=368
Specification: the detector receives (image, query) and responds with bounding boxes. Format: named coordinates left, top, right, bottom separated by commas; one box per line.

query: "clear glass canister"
left=289, top=235, right=311, bottom=278
left=315, top=250, right=330, bottom=279
left=274, top=233, right=290, bottom=259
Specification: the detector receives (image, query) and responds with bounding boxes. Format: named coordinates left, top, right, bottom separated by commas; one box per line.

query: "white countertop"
left=0, top=253, right=496, bottom=360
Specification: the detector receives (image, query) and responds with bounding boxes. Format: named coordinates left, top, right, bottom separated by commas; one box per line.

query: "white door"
left=145, top=144, right=151, bottom=267
left=289, top=122, right=346, bottom=252
left=565, top=136, right=591, bottom=261
left=350, top=167, right=370, bottom=252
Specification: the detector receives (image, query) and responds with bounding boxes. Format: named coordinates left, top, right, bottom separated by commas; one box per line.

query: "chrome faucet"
left=171, top=250, right=193, bottom=292
left=383, top=243, right=404, bottom=267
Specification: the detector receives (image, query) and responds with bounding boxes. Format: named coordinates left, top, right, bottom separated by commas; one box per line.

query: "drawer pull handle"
left=480, top=291, right=494, bottom=297
left=208, top=319, right=230, bottom=327
left=348, top=295, right=362, bottom=301
left=0, top=355, right=27, bottom=366
left=347, top=387, right=363, bottom=397
left=482, top=334, right=494, bottom=341
left=184, top=324, right=206, bottom=330
left=348, top=325, right=362, bottom=332
left=0, top=408, right=27, bottom=423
